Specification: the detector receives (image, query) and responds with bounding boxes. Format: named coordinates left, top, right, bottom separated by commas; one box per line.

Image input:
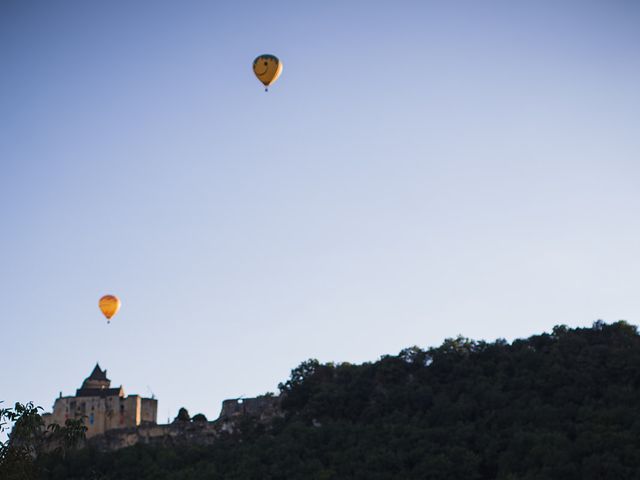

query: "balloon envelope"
left=99, top=295, right=121, bottom=322
left=253, top=54, right=283, bottom=88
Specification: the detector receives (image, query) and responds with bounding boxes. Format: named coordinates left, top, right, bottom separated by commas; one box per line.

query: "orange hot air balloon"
left=253, top=54, right=283, bottom=91
left=99, top=295, right=121, bottom=323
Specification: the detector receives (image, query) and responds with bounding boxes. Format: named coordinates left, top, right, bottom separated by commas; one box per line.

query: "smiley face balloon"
left=253, top=54, right=283, bottom=91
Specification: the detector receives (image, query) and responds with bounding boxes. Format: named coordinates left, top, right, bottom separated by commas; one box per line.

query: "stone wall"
left=83, top=394, right=282, bottom=451
left=219, top=395, right=281, bottom=421
left=43, top=394, right=158, bottom=438
left=140, top=397, right=158, bottom=424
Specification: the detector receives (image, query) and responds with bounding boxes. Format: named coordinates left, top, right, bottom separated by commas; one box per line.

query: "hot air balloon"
left=253, top=54, right=283, bottom=91
left=99, top=295, right=121, bottom=324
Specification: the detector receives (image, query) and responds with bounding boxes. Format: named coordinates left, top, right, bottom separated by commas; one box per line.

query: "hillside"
left=38, top=321, right=640, bottom=479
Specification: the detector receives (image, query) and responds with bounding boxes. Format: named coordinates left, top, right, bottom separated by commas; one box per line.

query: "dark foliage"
left=175, top=408, right=190, bottom=423
left=0, top=402, right=87, bottom=479
left=37, top=321, right=640, bottom=479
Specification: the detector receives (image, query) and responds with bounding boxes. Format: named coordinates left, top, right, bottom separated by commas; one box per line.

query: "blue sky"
left=1, top=0, right=639, bottom=424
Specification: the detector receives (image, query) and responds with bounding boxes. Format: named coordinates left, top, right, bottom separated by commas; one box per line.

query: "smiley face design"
left=252, top=54, right=283, bottom=90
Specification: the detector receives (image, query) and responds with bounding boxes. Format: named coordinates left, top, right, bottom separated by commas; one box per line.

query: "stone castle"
left=43, top=364, right=157, bottom=438
left=42, top=364, right=281, bottom=449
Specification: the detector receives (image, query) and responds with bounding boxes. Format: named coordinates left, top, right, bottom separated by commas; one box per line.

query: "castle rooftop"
left=76, top=363, right=124, bottom=397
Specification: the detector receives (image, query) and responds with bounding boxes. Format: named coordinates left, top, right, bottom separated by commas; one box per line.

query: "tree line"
left=4, top=320, right=640, bottom=479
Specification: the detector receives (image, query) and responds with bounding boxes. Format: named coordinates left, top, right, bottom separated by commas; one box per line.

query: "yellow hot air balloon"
left=99, top=295, right=121, bottom=324
left=253, top=54, right=283, bottom=91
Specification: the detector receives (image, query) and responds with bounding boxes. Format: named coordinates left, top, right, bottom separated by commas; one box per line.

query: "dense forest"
left=11, top=321, right=640, bottom=479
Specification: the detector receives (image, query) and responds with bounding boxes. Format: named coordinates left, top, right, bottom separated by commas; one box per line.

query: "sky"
left=1, top=0, right=639, bottom=425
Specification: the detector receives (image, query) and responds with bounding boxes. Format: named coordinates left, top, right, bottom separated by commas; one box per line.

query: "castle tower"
left=75, top=363, right=124, bottom=398
left=43, top=364, right=157, bottom=438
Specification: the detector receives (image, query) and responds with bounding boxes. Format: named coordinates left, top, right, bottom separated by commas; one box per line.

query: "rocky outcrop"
left=87, top=421, right=220, bottom=450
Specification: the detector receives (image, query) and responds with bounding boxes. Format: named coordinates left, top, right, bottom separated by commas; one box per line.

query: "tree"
left=175, top=408, right=190, bottom=422
left=0, top=401, right=86, bottom=479
left=1, top=402, right=42, bottom=479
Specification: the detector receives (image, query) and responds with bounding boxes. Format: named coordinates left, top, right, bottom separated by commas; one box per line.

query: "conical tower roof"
left=87, top=363, right=108, bottom=382
left=76, top=363, right=122, bottom=397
